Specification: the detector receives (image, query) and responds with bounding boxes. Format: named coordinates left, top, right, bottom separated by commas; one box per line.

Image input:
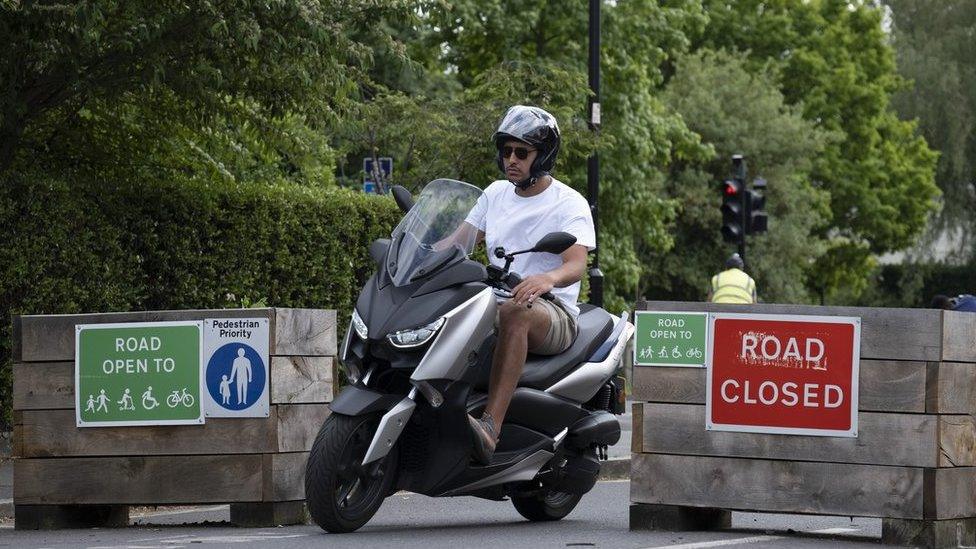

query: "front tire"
left=305, top=413, right=397, bottom=533
left=511, top=489, right=582, bottom=522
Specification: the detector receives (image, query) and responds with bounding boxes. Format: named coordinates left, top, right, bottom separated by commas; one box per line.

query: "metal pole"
left=587, top=0, right=604, bottom=307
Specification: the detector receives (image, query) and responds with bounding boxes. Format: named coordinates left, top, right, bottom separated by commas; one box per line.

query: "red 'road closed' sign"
left=706, top=313, right=861, bottom=437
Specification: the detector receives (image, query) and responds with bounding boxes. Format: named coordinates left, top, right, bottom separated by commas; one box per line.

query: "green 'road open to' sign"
left=76, top=321, right=203, bottom=426
left=634, top=311, right=708, bottom=367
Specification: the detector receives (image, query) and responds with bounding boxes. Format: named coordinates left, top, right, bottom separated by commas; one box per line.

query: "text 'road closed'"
left=706, top=314, right=860, bottom=437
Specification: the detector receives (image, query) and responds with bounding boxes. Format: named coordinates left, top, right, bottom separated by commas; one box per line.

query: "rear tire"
left=305, top=413, right=397, bottom=533
left=511, top=489, right=582, bottom=522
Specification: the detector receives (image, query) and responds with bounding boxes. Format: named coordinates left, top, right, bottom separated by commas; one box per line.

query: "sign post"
left=705, top=313, right=860, bottom=437
left=633, top=311, right=708, bottom=367
left=76, top=321, right=203, bottom=427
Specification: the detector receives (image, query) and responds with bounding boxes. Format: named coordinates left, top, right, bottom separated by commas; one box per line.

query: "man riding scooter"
left=466, top=105, right=596, bottom=464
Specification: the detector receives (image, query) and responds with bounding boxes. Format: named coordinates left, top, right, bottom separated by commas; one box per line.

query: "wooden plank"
left=266, top=452, right=309, bottom=502
left=276, top=405, right=330, bottom=453
left=13, top=362, right=73, bottom=410
left=928, top=467, right=976, bottom=520
left=638, top=403, right=955, bottom=467
left=639, top=301, right=943, bottom=362
left=12, top=406, right=324, bottom=457
left=274, top=308, right=337, bottom=356
left=270, top=356, right=335, bottom=404
left=18, top=309, right=274, bottom=362
left=632, top=360, right=928, bottom=413
left=630, top=453, right=925, bottom=519
left=942, top=310, right=976, bottom=362
left=14, top=358, right=340, bottom=412
left=939, top=416, right=976, bottom=467
left=927, top=362, right=976, bottom=415
left=13, top=408, right=275, bottom=457
left=14, top=455, right=264, bottom=504
left=883, top=517, right=976, bottom=548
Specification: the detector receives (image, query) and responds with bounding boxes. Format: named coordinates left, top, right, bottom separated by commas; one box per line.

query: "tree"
left=402, top=0, right=710, bottom=312
left=0, top=0, right=410, bottom=182
left=885, top=0, right=976, bottom=253
left=650, top=49, right=831, bottom=304
left=691, top=0, right=939, bottom=301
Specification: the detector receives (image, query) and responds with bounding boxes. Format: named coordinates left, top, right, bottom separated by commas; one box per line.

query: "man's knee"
left=498, top=301, right=533, bottom=331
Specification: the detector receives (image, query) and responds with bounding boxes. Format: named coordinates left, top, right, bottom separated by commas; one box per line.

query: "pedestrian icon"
left=230, top=347, right=253, bottom=405
left=205, top=342, right=266, bottom=413
left=85, top=394, right=96, bottom=413
left=96, top=389, right=110, bottom=413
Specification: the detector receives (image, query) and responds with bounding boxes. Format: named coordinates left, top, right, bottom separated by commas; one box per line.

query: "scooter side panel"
left=411, top=287, right=497, bottom=382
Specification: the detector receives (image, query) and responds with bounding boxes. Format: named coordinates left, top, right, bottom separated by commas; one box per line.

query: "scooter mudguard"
left=329, top=385, right=402, bottom=416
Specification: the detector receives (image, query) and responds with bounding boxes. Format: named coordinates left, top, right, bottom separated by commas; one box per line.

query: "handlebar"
left=487, top=269, right=555, bottom=306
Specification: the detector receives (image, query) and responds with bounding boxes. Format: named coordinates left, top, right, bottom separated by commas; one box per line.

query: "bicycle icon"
left=166, top=387, right=195, bottom=408
left=686, top=348, right=703, bottom=359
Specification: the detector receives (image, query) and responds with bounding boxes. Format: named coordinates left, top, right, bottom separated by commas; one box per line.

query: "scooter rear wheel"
left=511, top=489, right=582, bottom=522
left=305, top=413, right=397, bottom=533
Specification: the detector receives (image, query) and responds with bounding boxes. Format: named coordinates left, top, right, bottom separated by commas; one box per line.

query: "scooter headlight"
left=351, top=309, right=368, bottom=340
left=387, top=318, right=445, bottom=348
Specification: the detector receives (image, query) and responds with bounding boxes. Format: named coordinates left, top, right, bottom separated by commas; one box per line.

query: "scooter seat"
left=518, top=304, right=615, bottom=391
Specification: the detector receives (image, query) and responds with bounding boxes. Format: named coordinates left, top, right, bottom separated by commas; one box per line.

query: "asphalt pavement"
left=0, top=481, right=883, bottom=548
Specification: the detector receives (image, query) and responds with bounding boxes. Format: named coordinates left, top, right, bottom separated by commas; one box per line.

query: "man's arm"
left=510, top=244, right=588, bottom=306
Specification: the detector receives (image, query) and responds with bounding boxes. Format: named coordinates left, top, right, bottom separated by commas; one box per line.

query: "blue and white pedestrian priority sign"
left=202, top=318, right=270, bottom=418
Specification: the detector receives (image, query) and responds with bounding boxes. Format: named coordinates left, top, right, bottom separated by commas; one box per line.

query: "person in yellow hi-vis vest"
left=707, top=253, right=757, bottom=304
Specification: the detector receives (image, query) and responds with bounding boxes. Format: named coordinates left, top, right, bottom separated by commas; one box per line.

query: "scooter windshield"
left=389, top=179, right=484, bottom=287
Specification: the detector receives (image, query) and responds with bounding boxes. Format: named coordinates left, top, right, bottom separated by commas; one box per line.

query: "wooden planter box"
left=629, top=301, right=976, bottom=548
left=11, top=308, right=338, bottom=529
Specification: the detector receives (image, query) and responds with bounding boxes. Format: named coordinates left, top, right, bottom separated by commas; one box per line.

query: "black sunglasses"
left=500, top=146, right=536, bottom=160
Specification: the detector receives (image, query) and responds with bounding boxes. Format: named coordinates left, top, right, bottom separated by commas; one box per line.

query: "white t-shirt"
left=465, top=178, right=596, bottom=318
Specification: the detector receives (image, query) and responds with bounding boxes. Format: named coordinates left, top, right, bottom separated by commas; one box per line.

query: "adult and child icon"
left=83, top=347, right=254, bottom=414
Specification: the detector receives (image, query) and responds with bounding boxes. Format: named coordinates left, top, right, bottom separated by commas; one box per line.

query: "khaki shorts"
left=496, top=297, right=578, bottom=356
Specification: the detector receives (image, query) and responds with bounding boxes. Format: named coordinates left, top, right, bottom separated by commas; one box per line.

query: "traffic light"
left=746, top=178, right=768, bottom=234
left=721, top=179, right=745, bottom=243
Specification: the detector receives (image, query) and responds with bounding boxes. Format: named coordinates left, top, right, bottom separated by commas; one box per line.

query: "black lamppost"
left=587, top=0, right=603, bottom=307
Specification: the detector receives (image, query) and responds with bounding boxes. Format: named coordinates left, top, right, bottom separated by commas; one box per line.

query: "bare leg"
left=484, top=300, right=552, bottom=429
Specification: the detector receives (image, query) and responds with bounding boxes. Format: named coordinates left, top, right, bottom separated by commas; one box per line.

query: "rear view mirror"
left=391, top=185, right=414, bottom=213
left=532, top=232, right=577, bottom=255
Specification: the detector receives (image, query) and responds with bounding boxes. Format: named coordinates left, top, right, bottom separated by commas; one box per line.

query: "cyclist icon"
left=166, top=387, right=195, bottom=408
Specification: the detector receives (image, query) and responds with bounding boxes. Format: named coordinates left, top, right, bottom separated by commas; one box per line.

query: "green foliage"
left=692, top=0, right=940, bottom=300
left=885, top=0, right=976, bottom=246
left=393, top=0, right=710, bottom=313
left=0, top=0, right=410, bottom=183
left=651, top=49, right=831, bottom=304
left=0, top=173, right=401, bottom=430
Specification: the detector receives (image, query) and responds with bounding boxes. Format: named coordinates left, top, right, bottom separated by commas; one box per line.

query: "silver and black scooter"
left=305, top=178, right=635, bottom=533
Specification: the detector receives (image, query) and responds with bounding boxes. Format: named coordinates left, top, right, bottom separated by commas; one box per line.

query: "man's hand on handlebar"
left=511, top=273, right=556, bottom=307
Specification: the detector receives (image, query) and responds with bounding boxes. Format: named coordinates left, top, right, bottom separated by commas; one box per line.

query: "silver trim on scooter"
left=362, top=388, right=418, bottom=466
left=411, top=287, right=497, bottom=382
left=439, top=449, right=555, bottom=496
left=545, top=319, right=635, bottom=402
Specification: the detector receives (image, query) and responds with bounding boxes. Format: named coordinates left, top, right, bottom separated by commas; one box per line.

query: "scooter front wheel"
left=511, top=489, right=582, bottom=522
left=305, top=413, right=397, bottom=533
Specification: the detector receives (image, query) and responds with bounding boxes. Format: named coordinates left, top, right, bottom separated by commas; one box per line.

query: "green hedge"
left=854, top=262, right=976, bottom=308
left=0, top=175, right=401, bottom=430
